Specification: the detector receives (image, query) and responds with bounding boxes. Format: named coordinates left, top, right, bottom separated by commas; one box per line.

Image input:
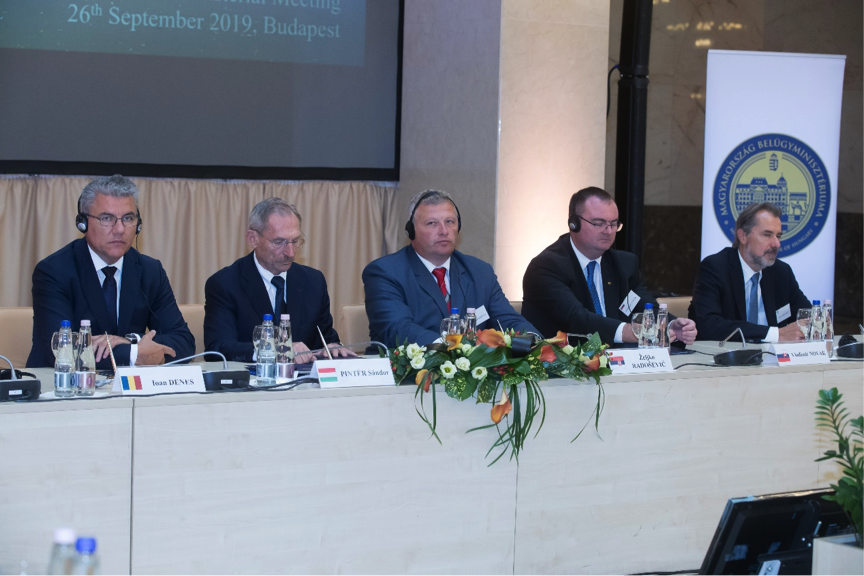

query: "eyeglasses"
left=83, top=213, right=139, bottom=228
left=256, top=231, right=306, bottom=249
left=579, top=216, right=623, bottom=232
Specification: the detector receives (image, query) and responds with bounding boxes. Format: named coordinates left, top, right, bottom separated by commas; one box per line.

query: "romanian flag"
left=121, top=375, right=143, bottom=390
left=318, top=367, right=338, bottom=383
left=609, top=356, right=626, bottom=366
left=777, top=352, right=791, bottom=363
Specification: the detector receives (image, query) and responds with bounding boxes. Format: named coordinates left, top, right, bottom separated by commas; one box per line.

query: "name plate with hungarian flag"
left=311, top=358, right=395, bottom=389
left=112, top=365, right=206, bottom=395
left=605, top=348, right=673, bottom=374
left=768, top=342, right=830, bottom=366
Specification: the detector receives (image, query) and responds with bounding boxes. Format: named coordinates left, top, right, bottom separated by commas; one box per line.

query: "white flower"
left=562, top=345, right=574, bottom=355
left=461, top=343, right=473, bottom=355
left=472, top=366, right=487, bottom=381
left=406, top=343, right=423, bottom=358
left=397, top=344, right=406, bottom=353
left=410, top=354, right=426, bottom=370
left=455, top=357, right=471, bottom=371
left=504, top=333, right=512, bottom=346
left=440, top=361, right=457, bottom=379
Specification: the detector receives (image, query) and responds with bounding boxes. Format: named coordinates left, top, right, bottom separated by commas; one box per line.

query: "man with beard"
left=204, top=198, right=352, bottom=362
left=689, top=202, right=810, bottom=342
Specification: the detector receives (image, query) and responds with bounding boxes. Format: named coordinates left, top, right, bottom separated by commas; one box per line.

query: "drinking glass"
left=439, top=318, right=452, bottom=340
left=252, top=325, right=263, bottom=352
left=796, top=309, right=811, bottom=341
left=631, top=313, right=644, bottom=347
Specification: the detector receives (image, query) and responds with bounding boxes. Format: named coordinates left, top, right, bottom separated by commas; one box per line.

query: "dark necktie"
left=747, top=273, right=760, bottom=324
left=586, top=261, right=604, bottom=315
left=102, top=266, right=118, bottom=334
left=432, top=267, right=449, bottom=303
left=271, top=275, right=286, bottom=318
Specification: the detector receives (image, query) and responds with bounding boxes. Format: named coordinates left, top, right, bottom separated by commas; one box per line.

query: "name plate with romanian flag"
left=311, top=358, right=395, bottom=389
left=768, top=342, right=830, bottom=366
left=112, top=365, right=206, bottom=395
left=605, top=348, right=673, bottom=374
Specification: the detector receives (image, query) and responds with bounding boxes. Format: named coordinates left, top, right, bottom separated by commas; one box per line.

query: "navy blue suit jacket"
left=362, top=246, right=536, bottom=347
left=688, top=246, right=810, bottom=342
left=521, top=234, right=658, bottom=343
left=27, top=238, right=195, bottom=368
left=204, top=253, right=340, bottom=362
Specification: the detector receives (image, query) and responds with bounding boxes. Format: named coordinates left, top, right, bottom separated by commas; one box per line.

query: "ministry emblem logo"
left=713, top=133, right=830, bottom=256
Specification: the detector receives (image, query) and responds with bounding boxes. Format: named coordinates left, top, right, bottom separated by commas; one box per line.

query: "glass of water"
left=796, top=309, right=811, bottom=341
left=631, top=313, right=644, bottom=347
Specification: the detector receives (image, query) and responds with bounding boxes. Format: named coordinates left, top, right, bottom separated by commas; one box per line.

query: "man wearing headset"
left=363, top=189, right=536, bottom=347
left=26, top=175, right=194, bottom=369
left=521, top=186, right=697, bottom=345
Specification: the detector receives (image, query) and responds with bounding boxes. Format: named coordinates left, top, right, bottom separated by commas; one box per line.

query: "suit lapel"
left=760, top=268, right=778, bottom=325
left=117, top=250, right=140, bottom=334
left=407, top=248, right=448, bottom=318
left=565, top=241, right=595, bottom=312
left=729, top=248, right=747, bottom=321
left=75, top=239, right=115, bottom=334
left=241, top=253, right=275, bottom=320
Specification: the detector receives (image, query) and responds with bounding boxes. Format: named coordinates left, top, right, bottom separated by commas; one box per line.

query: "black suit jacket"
left=521, top=234, right=657, bottom=344
left=203, top=253, right=339, bottom=362
left=27, top=238, right=195, bottom=368
left=688, top=246, right=810, bottom=342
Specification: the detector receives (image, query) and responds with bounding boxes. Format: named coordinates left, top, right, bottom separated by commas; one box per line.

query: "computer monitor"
left=699, top=488, right=852, bottom=575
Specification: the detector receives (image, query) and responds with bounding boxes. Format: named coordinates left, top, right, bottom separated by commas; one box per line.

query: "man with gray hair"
left=689, top=201, right=810, bottom=342
left=27, top=175, right=194, bottom=368
left=204, top=197, right=350, bottom=363
left=363, top=190, right=536, bottom=347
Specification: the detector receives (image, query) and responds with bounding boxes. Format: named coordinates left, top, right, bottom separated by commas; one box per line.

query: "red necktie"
left=432, top=267, right=449, bottom=302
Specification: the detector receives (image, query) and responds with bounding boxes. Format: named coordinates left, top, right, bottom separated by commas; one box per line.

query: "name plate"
left=112, top=365, right=206, bottom=395
left=311, top=358, right=395, bottom=389
left=768, top=342, right=830, bottom=366
left=605, top=348, right=673, bottom=374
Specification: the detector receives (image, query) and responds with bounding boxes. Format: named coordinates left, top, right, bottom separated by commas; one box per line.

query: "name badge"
left=776, top=303, right=792, bottom=323
left=605, top=348, right=673, bottom=374
left=767, top=342, right=829, bottom=366
left=474, top=305, right=491, bottom=327
left=311, top=358, right=395, bottom=389
left=112, top=365, right=205, bottom=395
left=619, top=291, right=641, bottom=317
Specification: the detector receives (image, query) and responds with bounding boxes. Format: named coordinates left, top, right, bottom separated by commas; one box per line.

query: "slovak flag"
left=609, top=356, right=626, bottom=366
left=777, top=352, right=791, bottom=362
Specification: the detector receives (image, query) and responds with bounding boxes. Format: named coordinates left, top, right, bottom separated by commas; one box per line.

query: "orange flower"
left=546, top=331, right=569, bottom=344
left=582, top=356, right=601, bottom=372
left=445, top=333, right=463, bottom=350
left=476, top=329, right=506, bottom=348
left=490, top=389, right=512, bottom=424
left=538, top=345, right=556, bottom=363
left=415, top=369, right=433, bottom=393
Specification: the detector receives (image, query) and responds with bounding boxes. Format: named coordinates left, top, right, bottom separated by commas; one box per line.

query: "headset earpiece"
left=136, top=211, right=142, bottom=235
left=568, top=217, right=580, bottom=233
left=405, top=191, right=462, bottom=241
left=76, top=195, right=87, bottom=233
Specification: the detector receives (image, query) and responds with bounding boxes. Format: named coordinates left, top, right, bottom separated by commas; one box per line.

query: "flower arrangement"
left=386, top=329, right=611, bottom=464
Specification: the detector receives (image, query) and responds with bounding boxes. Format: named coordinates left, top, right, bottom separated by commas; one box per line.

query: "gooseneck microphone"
left=0, top=354, right=41, bottom=401
left=714, top=328, right=764, bottom=366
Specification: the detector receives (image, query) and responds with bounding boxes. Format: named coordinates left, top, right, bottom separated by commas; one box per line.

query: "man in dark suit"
left=204, top=198, right=350, bottom=363
left=27, top=175, right=193, bottom=369
left=521, top=187, right=697, bottom=345
left=689, top=202, right=809, bottom=342
left=363, top=190, right=536, bottom=347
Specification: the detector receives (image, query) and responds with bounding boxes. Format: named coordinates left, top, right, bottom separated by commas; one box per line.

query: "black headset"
left=76, top=195, right=142, bottom=235
left=404, top=190, right=462, bottom=240
left=567, top=193, right=581, bottom=233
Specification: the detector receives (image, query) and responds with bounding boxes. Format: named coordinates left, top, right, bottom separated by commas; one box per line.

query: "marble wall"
left=495, top=0, right=611, bottom=300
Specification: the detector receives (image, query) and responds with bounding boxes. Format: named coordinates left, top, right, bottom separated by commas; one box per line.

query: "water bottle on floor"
left=72, top=538, right=99, bottom=575
left=46, top=528, right=76, bottom=575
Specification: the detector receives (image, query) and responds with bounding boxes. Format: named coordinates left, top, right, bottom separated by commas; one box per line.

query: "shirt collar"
left=737, top=250, right=760, bottom=284
left=415, top=252, right=451, bottom=275
left=569, top=237, right=602, bottom=271
left=253, top=252, right=287, bottom=284
left=88, top=244, right=124, bottom=276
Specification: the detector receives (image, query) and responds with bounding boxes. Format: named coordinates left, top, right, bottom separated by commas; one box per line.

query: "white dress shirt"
left=87, top=246, right=138, bottom=365
left=569, top=238, right=625, bottom=343
left=415, top=252, right=452, bottom=297
left=738, top=251, right=779, bottom=342
left=253, top=252, right=288, bottom=314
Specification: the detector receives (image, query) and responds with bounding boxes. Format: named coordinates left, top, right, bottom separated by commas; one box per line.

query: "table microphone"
left=162, top=352, right=250, bottom=390
left=714, top=329, right=764, bottom=366
left=0, top=354, right=41, bottom=401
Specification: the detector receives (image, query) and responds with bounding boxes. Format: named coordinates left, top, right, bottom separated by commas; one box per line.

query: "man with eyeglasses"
left=521, top=187, right=697, bottom=345
left=27, top=175, right=194, bottom=368
left=204, top=197, right=351, bottom=363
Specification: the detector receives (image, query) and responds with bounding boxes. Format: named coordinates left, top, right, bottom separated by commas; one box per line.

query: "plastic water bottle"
left=464, top=308, right=477, bottom=337
left=256, top=314, right=276, bottom=384
left=276, top=314, right=294, bottom=377
left=54, top=321, right=76, bottom=398
left=641, top=304, right=657, bottom=348
left=47, top=528, right=77, bottom=575
left=76, top=321, right=96, bottom=396
left=822, top=300, right=834, bottom=352
left=656, top=303, right=669, bottom=348
left=810, top=300, right=824, bottom=341
left=448, top=308, right=461, bottom=335
left=72, top=538, right=99, bottom=575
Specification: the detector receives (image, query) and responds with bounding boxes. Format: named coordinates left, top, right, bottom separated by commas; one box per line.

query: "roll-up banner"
left=701, top=50, right=846, bottom=303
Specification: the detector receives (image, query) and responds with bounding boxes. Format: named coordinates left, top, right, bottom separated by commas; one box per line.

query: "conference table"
left=0, top=343, right=860, bottom=575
